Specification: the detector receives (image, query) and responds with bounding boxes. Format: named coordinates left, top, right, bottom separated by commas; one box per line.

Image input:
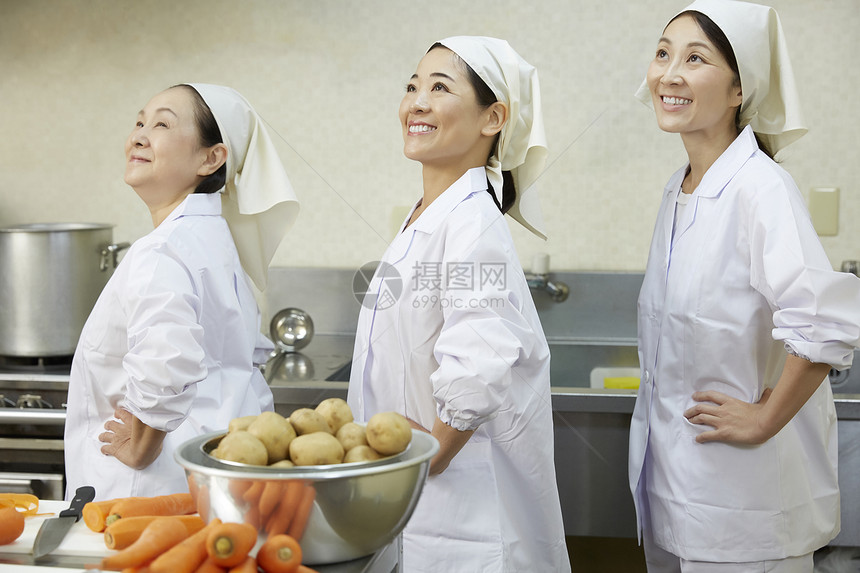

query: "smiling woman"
left=628, top=0, right=860, bottom=570
left=124, top=87, right=228, bottom=227
left=63, top=84, right=300, bottom=501
left=347, top=36, right=570, bottom=572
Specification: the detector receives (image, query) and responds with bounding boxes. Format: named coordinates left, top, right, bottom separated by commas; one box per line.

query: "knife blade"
left=32, top=485, right=96, bottom=559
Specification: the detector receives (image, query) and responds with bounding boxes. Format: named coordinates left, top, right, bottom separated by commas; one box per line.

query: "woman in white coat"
left=64, top=84, right=299, bottom=500
left=629, top=1, right=860, bottom=571
left=346, top=37, right=570, bottom=572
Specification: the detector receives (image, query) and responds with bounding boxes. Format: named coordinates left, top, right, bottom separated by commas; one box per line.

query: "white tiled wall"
left=2, top=0, right=858, bottom=274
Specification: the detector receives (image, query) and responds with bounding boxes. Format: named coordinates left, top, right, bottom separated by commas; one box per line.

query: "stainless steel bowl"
left=175, top=429, right=439, bottom=565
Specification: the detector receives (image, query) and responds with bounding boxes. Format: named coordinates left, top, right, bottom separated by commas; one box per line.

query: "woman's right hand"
left=99, top=408, right=166, bottom=470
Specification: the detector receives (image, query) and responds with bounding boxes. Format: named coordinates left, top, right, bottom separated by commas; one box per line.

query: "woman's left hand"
left=683, top=388, right=774, bottom=445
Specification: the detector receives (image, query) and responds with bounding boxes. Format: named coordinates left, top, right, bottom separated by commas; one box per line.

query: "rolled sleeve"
left=429, top=218, right=540, bottom=431
left=749, top=169, right=860, bottom=370
left=121, top=242, right=207, bottom=432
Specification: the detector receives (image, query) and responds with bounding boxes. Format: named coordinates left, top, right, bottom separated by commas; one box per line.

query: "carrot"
left=0, top=493, right=39, bottom=516
left=286, top=485, right=316, bottom=541
left=106, top=493, right=196, bottom=526
left=243, top=503, right=262, bottom=530
left=105, top=514, right=206, bottom=550
left=0, top=507, right=26, bottom=545
left=98, top=516, right=190, bottom=571
left=228, top=479, right=254, bottom=502
left=197, top=484, right=211, bottom=523
left=297, top=566, right=320, bottom=573
left=258, top=481, right=284, bottom=523
left=228, top=556, right=258, bottom=573
left=206, top=521, right=258, bottom=568
left=194, top=557, right=227, bottom=573
left=187, top=474, right=199, bottom=499
left=242, top=481, right=265, bottom=506
left=84, top=498, right=126, bottom=532
left=256, top=534, right=301, bottom=573
left=149, top=517, right=222, bottom=573
left=264, top=481, right=303, bottom=536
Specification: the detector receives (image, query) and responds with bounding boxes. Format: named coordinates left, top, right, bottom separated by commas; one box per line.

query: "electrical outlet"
left=808, top=187, right=839, bottom=236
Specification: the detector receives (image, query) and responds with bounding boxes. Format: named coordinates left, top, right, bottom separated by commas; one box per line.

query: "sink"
left=548, top=344, right=860, bottom=394
left=549, top=341, right=638, bottom=388
left=264, top=334, right=354, bottom=384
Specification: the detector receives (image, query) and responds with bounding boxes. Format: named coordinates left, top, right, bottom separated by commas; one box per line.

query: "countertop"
left=270, top=381, right=860, bottom=421
left=0, top=501, right=397, bottom=572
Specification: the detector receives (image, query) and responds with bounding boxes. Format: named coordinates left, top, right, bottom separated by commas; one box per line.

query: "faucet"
left=525, top=253, right=569, bottom=303
left=842, top=260, right=859, bottom=277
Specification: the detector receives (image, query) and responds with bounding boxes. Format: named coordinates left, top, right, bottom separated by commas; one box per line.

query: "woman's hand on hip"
left=683, top=388, right=774, bottom=445
left=99, top=407, right=167, bottom=469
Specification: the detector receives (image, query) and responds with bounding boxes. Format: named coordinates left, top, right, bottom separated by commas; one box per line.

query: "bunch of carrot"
left=91, top=516, right=318, bottom=573
left=81, top=485, right=320, bottom=573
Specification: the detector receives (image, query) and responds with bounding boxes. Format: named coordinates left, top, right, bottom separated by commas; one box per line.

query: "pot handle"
left=100, top=242, right=131, bottom=271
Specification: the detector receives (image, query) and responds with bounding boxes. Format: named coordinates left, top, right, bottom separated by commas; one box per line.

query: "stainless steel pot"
left=0, top=223, right=129, bottom=357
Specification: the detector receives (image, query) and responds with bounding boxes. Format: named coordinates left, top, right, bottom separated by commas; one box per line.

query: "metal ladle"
left=270, top=307, right=314, bottom=352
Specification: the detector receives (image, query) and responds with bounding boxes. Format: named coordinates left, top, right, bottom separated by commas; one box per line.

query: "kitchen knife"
left=32, top=485, right=96, bottom=559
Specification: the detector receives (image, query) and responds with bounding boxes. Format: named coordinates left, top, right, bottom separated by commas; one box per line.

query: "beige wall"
left=2, top=0, right=858, bottom=274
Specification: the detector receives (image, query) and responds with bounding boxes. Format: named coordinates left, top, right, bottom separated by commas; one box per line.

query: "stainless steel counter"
left=271, top=381, right=860, bottom=546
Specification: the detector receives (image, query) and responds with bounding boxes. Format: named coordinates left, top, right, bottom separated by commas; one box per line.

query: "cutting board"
left=3, top=500, right=111, bottom=559
left=0, top=566, right=86, bottom=572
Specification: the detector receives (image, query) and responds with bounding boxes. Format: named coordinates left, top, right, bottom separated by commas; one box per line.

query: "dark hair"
left=670, top=12, right=775, bottom=159
left=428, top=43, right=516, bottom=214
left=173, top=85, right=227, bottom=194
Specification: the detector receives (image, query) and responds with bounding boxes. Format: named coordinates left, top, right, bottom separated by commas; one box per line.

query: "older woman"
left=346, top=37, right=570, bottom=572
left=629, top=1, right=860, bottom=570
left=64, top=84, right=298, bottom=500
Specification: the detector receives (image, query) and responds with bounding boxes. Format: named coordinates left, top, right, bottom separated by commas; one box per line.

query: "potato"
left=228, top=415, right=258, bottom=434
left=213, top=430, right=268, bottom=466
left=366, top=412, right=412, bottom=455
left=343, top=444, right=382, bottom=464
left=336, top=422, right=368, bottom=452
left=290, top=408, right=332, bottom=435
left=247, top=411, right=296, bottom=464
left=289, top=431, right=345, bottom=466
left=269, top=459, right=295, bottom=469
left=315, top=398, right=354, bottom=434
left=316, top=398, right=353, bottom=435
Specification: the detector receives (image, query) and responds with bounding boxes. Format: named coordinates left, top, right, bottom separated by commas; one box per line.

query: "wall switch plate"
left=809, top=187, right=839, bottom=236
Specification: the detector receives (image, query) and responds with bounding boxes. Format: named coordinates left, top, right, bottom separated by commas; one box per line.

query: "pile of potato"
left=211, top=398, right=412, bottom=467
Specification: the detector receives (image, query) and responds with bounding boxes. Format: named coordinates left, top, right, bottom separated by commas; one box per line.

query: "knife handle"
left=59, top=486, right=96, bottom=521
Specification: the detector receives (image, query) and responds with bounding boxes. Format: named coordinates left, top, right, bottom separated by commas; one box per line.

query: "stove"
left=0, top=334, right=355, bottom=500
left=0, top=355, right=71, bottom=500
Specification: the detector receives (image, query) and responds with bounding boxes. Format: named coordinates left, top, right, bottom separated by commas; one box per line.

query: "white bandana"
left=188, top=84, right=299, bottom=291
left=439, top=36, right=549, bottom=239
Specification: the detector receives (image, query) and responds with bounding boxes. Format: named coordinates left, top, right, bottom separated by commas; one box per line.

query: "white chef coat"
left=64, top=193, right=274, bottom=500
left=347, top=168, right=570, bottom=573
left=629, top=126, right=860, bottom=562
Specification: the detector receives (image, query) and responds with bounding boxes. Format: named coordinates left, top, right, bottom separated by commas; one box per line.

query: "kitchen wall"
left=2, top=0, right=858, bottom=274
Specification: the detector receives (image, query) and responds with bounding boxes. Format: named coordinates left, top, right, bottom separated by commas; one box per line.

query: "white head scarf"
left=187, top=83, right=299, bottom=291
left=635, top=0, right=806, bottom=156
left=438, top=36, right=548, bottom=239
